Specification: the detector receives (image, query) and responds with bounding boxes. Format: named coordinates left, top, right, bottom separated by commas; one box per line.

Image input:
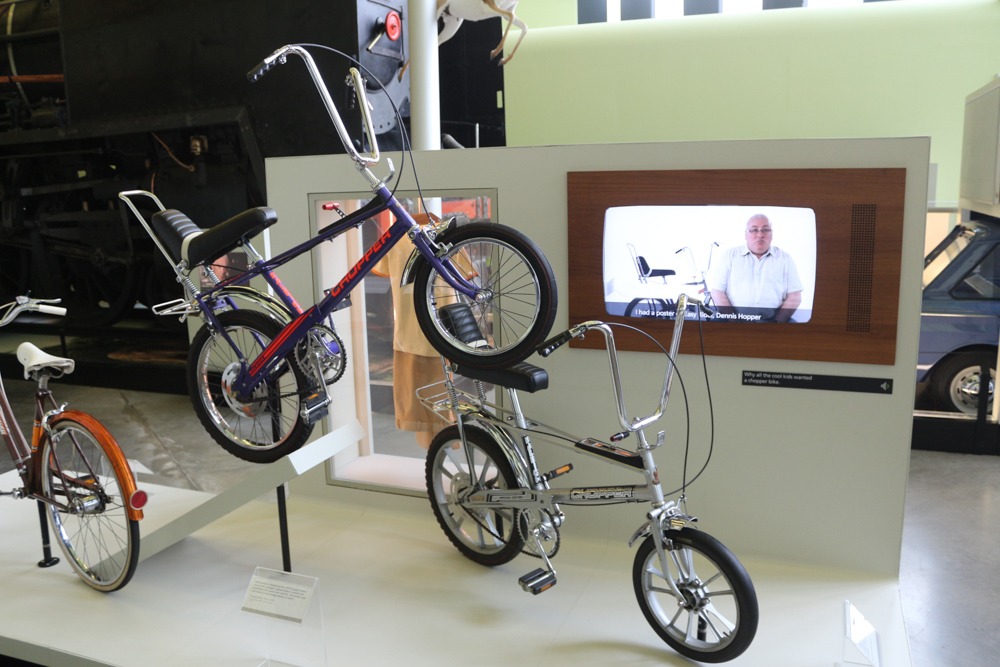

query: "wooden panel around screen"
left=566, top=168, right=906, bottom=364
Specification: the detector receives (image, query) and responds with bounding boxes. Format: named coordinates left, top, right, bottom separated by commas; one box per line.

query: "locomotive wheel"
left=62, top=257, right=140, bottom=327
left=0, top=246, right=29, bottom=306
left=140, top=260, right=187, bottom=330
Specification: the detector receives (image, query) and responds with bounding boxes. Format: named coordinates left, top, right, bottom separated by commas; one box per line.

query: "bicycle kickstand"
left=36, top=500, right=60, bottom=568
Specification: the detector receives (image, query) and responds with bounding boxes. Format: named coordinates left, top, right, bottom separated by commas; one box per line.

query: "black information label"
left=742, top=370, right=892, bottom=394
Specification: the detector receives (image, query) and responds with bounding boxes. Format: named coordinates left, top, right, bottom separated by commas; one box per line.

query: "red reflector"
left=322, top=202, right=340, bottom=211
left=385, top=11, right=401, bottom=41
left=130, top=489, right=148, bottom=510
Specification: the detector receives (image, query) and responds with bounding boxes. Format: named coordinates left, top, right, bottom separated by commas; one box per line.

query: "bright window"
left=592, top=0, right=883, bottom=22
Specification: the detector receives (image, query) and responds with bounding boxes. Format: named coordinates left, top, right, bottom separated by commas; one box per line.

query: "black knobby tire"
left=41, top=417, right=140, bottom=592
left=426, top=425, right=525, bottom=565
left=413, top=222, right=557, bottom=369
left=188, top=309, right=313, bottom=463
left=929, top=352, right=995, bottom=415
left=633, top=527, right=758, bottom=663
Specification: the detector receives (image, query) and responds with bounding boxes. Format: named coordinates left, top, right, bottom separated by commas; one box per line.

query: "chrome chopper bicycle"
left=420, top=294, right=757, bottom=663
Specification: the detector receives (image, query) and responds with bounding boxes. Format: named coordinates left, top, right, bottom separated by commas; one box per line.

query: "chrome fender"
left=210, top=286, right=295, bottom=326
left=628, top=506, right=696, bottom=547
left=629, top=522, right=653, bottom=548
left=462, top=419, right=533, bottom=490
left=399, top=218, right=458, bottom=286
left=399, top=247, right=422, bottom=287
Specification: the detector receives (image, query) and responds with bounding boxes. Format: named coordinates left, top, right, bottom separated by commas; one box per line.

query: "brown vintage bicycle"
left=0, top=296, right=146, bottom=592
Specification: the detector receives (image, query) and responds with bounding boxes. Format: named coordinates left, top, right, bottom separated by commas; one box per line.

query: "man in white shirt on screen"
left=709, top=214, right=803, bottom=323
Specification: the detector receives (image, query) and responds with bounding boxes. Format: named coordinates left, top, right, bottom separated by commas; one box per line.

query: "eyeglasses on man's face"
left=746, top=227, right=772, bottom=236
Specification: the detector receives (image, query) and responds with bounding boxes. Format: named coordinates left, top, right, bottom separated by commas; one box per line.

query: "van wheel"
left=930, top=353, right=995, bottom=415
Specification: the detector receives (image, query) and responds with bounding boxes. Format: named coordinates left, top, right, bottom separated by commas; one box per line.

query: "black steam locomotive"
left=1, top=0, right=412, bottom=326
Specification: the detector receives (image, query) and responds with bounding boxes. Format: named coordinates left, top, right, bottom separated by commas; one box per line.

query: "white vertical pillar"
left=407, top=0, right=441, bottom=151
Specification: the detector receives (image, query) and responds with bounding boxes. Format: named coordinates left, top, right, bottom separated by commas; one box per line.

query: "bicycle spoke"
left=445, top=446, right=468, bottom=473
left=703, top=604, right=736, bottom=636
left=685, top=611, right=697, bottom=643
left=476, top=458, right=495, bottom=487
left=426, top=426, right=525, bottom=564
left=43, top=420, right=137, bottom=590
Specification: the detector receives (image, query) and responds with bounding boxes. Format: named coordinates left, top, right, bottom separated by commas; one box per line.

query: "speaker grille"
left=847, top=204, right=877, bottom=332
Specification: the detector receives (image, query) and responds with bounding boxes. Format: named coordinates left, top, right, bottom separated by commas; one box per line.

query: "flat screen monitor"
left=567, top=168, right=907, bottom=364
left=604, top=205, right=817, bottom=324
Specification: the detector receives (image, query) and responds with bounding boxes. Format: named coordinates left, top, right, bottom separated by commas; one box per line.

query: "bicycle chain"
left=517, top=508, right=561, bottom=560
left=248, top=328, right=346, bottom=402
left=462, top=495, right=560, bottom=561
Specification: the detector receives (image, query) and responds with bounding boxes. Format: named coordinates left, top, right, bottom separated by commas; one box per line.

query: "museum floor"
left=0, top=380, right=996, bottom=667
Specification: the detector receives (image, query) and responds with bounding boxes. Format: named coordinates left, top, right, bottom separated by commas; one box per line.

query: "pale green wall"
left=515, top=0, right=576, bottom=28
left=503, top=0, right=1000, bottom=206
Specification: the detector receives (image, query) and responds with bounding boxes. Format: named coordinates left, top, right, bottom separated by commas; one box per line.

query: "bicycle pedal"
left=542, top=463, right=573, bottom=482
left=300, top=391, right=330, bottom=424
left=518, top=568, right=557, bottom=595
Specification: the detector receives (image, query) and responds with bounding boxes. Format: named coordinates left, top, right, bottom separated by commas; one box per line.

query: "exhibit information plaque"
left=243, top=569, right=315, bottom=623
left=242, top=567, right=327, bottom=667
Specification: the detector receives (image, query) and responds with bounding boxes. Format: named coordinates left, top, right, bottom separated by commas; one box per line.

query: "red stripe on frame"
left=249, top=310, right=310, bottom=377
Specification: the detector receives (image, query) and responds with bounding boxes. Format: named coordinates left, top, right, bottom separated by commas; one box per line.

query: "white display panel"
left=266, top=136, right=928, bottom=577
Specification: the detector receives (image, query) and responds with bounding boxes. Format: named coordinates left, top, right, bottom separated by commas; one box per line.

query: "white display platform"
left=137, top=420, right=364, bottom=562
left=1, top=475, right=910, bottom=666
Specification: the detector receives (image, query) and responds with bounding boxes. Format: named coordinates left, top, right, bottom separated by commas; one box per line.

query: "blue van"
left=919, top=216, right=1000, bottom=414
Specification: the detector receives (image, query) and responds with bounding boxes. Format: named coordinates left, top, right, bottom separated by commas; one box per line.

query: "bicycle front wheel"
left=188, top=309, right=313, bottom=463
left=414, top=223, right=557, bottom=369
left=41, top=417, right=139, bottom=592
left=633, top=527, right=758, bottom=663
left=426, top=425, right=525, bottom=565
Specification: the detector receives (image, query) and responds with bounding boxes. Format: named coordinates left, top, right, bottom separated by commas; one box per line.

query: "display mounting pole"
left=277, top=484, right=291, bottom=572
left=408, top=0, right=441, bottom=151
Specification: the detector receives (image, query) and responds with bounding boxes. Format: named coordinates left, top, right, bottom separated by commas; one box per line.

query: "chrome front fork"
left=635, top=426, right=696, bottom=602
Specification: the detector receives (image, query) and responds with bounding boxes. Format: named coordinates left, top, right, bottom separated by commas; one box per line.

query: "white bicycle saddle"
left=17, top=342, right=76, bottom=379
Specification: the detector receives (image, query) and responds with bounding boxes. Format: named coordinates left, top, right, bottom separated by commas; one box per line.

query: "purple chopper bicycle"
left=119, top=45, right=557, bottom=463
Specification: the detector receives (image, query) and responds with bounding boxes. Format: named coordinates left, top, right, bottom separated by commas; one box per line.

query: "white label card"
left=844, top=600, right=881, bottom=667
left=242, top=571, right=315, bottom=623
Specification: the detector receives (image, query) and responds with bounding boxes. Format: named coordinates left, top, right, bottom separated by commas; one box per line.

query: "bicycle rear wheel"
left=426, top=425, right=524, bottom=565
left=188, top=309, right=313, bottom=463
left=413, top=223, right=557, bottom=369
left=41, top=416, right=139, bottom=592
left=633, top=527, right=758, bottom=662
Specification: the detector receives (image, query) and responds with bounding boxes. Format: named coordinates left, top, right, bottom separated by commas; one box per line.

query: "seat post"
left=505, top=387, right=529, bottom=430
left=243, top=240, right=265, bottom=264
left=505, top=386, right=547, bottom=491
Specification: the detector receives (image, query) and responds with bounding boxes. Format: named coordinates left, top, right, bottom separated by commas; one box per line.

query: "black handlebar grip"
left=247, top=58, right=275, bottom=82
left=537, top=330, right=575, bottom=357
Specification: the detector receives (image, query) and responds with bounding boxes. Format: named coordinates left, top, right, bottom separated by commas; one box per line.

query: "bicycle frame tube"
left=454, top=405, right=658, bottom=502
left=227, top=186, right=479, bottom=398
left=0, top=375, right=30, bottom=471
